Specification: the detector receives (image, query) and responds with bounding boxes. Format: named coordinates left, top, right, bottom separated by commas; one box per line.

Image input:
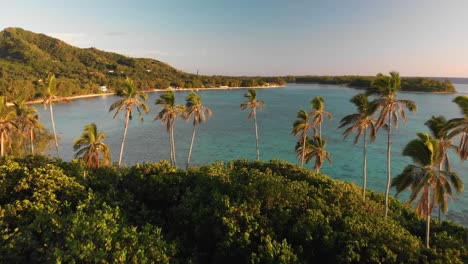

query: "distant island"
left=0, top=27, right=456, bottom=102
left=286, top=75, right=456, bottom=93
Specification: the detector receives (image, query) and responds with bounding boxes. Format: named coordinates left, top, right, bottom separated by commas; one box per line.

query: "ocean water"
left=36, top=83, right=467, bottom=225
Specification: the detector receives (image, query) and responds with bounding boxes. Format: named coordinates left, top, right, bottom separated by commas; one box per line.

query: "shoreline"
left=9, top=85, right=285, bottom=106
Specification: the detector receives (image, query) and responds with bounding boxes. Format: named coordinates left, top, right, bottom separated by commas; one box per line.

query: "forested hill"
left=0, top=27, right=285, bottom=101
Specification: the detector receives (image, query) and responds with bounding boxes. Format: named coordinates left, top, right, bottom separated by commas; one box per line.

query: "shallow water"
left=37, top=83, right=468, bottom=225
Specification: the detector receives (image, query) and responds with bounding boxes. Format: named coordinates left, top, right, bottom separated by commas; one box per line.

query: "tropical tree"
left=240, top=89, right=265, bottom=161
left=310, top=96, right=332, bottom=137
left=109, top=78, right=149, bottom=166
left=41, top=74, right=69, bottom=158
left=13, top=99, right=43, bottom=154
left=154, top=91, right=184, bottom=167
left=295, top=135, right=331, bottom=173
left=292, top=110, right=314, bottom=167
left=392, top=133, right=463, bottom=248
left=0, top=96, right=17, bottom=156
left=73, top=123, right=111, bottom=169
left=371, top=71, right=417, bottom=218
left=445, top=96, right=468, bottom=161
left=339, top=94, right=377, bottom=202
left=185, top=92, right=212, bottom=169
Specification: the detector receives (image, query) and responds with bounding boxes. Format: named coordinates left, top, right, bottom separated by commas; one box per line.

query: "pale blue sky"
left=1, top=0, right=468, bottom=77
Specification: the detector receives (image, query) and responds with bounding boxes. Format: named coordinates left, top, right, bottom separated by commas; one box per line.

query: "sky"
left=1, top=0, right=468, bottom=77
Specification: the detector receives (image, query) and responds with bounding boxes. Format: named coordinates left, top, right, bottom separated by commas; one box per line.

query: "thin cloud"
left=105, top=31, right=126, bottom=36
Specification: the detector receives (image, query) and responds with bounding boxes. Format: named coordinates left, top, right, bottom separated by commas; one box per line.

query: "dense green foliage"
left=0, top=156, right=466, bottom=263
left=290, top=75, right=456, bottom=93
left=0, top=27, right=286, bottom=101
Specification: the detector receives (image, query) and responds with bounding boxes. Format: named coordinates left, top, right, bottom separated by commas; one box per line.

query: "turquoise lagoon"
left=37, top=83, right=468, bottom=225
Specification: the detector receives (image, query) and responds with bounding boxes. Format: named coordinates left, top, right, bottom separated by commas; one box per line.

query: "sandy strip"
left=8, top=85, right=284, bottom=106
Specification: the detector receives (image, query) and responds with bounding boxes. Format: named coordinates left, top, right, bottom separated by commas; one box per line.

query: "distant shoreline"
left=8, top=85, right=284, bottom=106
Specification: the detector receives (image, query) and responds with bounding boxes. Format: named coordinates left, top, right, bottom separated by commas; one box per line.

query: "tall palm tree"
left=13, top=99, right=43, bottom=154
left=0, top=96, right=17, bottom=156
left=41, top=74, right=69, bottom=158
left=371, top=71, right=417, bottom=218
left=292, top=110, right=315, bottom=167
left=310, top=96, right=332, bottom=137
left=154, top=91, right=184, bottom=167
left=339, top=94, right=378, bottom=202
left=73, top=123, right=111, bottom=169
left=445, top=96, right=468, bottom=161
left=185, top=92, right=212, bottom=169
left=109, top=78, right=149, bottom=166
left=392, top=133, right=463, bottom=248
left=240, top=89, right=265, bottom=161
left=295, top=135, right=331, bottom=173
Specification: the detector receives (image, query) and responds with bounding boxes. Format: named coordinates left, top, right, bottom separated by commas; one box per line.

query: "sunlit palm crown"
left=240, top=89, right=265, bottom=120
left=310, top=96, right=332, bottom=124
left=339, top=94, right=377, bottom=144
left=73, top=123, right=111, bottom=168
left=109, top=78, right=149, bottom=120
left=446, top=96, right=468, bottom=160
left=154, top=90, right=185, bottom=131
left=185, top=92, right=212, bottom=125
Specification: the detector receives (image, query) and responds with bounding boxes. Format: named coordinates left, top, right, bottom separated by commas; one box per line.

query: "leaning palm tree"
left=41, top=74, right=69, bottom=158
left=310, top=96, right=332, bottom=137
left=296, top=135, right=331, bottom=173
left=292, top=110, right=314, bottom=167
left=445, top=96, right=468, bottom=161
left=109, top=78, right=149, bottom=166
left=339, top=94, right=378, bottom=202
left=392, top=133, right=463, bottom=248
left=154, top=91, right=185, bottom=167
left=73, top=123, right=111, bottom=169
left=185, top=92, right=212, bottom=169
left=371, top=71, right=417, bottom=218
left=0, top=96, right=17, bottom=156
left=13, top=99, right=43, bottom=154
left=240, top=89, right=265, bottom=161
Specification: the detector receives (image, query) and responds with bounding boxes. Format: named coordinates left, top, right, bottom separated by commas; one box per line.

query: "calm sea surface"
left=36, top=83, right=468, bottom=225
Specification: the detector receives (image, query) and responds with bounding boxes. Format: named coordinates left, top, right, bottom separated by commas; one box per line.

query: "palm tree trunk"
left=438, top=163, right=442, bottom=224
left=426, top=189, right=431, bottom=248
left=1, top=132, right=4, bottom=157
left=301, top=132, right=306, bottom=167
left=118, top=110, right=130, bottom=166
left=384, top=114, right=392, bottom=218
left=171, top=123, right=177, bottom=168
left=186, top=123, right=197, bottom=170
left=253, top=108, right=260, bottom=161
left=319, top=123, right=322, bottom=138
left=30, top=129, right=34, bottom=154
left=49, top=104, right=60, bottom=158
left=363, top=130, right=367, bottom=203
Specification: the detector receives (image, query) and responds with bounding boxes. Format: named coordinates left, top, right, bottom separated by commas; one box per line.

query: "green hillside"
left=0, top=27, right=285, bottom=101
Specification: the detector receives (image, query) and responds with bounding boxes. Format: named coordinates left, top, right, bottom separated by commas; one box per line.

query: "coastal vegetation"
left=0, top=157, right=466, bottom=263
left=289, top=75, right=456, bottom=93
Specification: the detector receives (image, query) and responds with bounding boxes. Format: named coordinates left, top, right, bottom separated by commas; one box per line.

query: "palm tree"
left=41, top=74, right=69, bottom=158
left=371, top=71, right=417, bottom=218
left=392, top=133, right=463, bottom=248
left=292, top=110, right=314, bottom=167
left=310, top=96, right=332, bottom=137
left=109, top=78, right=149, bottom=166
left=154, top=91, right=184, bottom=167
left=13, top=99, right=43, bottom=154
left=185, top=92, right=212, bottom=169
left=295, top=135, right=331, bottom=173
left=425, top=116, right=457, bottom=223
left=445, top=96, right=468, bottom=161
left=339, top=94, right=378, bottom=202
left=73, top=123, right=111, bottom=169
left=0, top=96, right=17, bottom=156
left=240, top=89, right=265, bottom=161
